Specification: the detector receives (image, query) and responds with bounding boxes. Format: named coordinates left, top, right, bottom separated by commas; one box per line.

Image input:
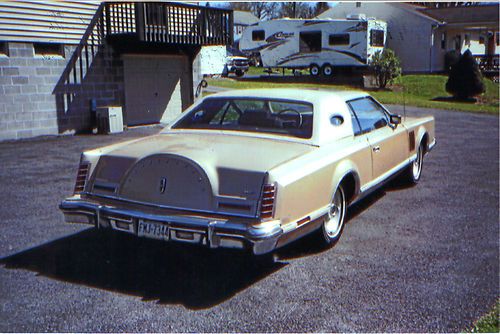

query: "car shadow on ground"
left=0, top=229, right=286, bottom=310
left=277, top=178, right=414, bottom=260
left=0, top=179, right=414, bottom=309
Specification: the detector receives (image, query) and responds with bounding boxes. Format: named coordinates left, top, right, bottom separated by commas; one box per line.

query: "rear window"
left=172, top=97, right=314, bottom=139
left=370, top=30, right=384, bottom=47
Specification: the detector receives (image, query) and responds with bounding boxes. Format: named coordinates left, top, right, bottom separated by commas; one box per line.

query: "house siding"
left=0, top=1, right=99, bottom=44
left=0, top=41, right=124, bottom=140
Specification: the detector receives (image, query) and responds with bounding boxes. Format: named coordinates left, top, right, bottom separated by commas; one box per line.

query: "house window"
left=329, top=34, right=350, bottom=46
left=441, top=32, right=446, bottom=49
left=454, top=35, right=461, bottom=51
left=252, top=30, right=265, bottom=41
left=0, top=41, right=8, bottom=56
left=370, top=30, right=384, bottom=47
left=34, top=42, right=64, bottom=57
left=356, top=2, right=361, bottom=7
left=464, top=33, right=470, bottom=46
left=299, top=31, right=322, bottom=53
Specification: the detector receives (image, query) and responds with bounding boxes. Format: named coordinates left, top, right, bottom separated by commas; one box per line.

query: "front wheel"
left=310, top=64, right=320, bottom=76
left=319, top=185, right=346, bottom=246
left=235, top=69, right=245, bottom=77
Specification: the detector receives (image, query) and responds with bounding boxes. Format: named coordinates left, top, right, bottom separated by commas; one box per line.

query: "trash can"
left=96, top=106, right=123, bottom=134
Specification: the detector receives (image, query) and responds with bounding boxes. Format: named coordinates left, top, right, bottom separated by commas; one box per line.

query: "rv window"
left=370, top=30, right=384, bottom=47
left=299, top=31, right=322, bottom=53
left=252, top=30, right=265, bottom=41
left=329, top=34, right=350, bottom=46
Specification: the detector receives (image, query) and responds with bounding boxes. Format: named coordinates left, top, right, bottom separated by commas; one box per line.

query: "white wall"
left=319, top=3, right=439, bottom=72
left=199, top=45, right=226, bottom=75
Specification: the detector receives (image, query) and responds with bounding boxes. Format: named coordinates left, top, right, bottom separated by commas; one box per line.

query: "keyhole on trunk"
left=154, top=92, right=158, bottom=97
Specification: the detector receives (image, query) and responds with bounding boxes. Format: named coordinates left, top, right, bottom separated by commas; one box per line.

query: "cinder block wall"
left=0, top=42, right=124, bottom=141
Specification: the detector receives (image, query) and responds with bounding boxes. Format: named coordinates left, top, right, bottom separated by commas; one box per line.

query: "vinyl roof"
left=206, top=89, right=369, bottom=104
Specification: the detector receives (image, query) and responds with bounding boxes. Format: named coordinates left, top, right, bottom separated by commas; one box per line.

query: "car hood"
left=86, top=132, right=315, bottom=217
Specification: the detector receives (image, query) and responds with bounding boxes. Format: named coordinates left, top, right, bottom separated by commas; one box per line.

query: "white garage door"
left=123, top=54, right=191, bottom=126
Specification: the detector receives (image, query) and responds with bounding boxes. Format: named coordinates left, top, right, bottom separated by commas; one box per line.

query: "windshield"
left=172, top=97, right=314, bottom=139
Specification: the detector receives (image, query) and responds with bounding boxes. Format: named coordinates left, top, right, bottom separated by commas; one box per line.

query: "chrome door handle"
left=372, top=146, right=380, bottom=153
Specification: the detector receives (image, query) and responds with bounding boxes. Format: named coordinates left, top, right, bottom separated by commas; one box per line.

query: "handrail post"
left=135, top=2, right=145, bottom=41
left=105, top=2, right=111, bottom=35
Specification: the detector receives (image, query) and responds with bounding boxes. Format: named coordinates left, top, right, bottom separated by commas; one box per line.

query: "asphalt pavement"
left=0, top=107, right=498, bottom=332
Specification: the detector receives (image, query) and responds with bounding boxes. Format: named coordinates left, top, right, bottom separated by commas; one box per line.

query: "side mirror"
left=390, top=114, right=402, bottom=125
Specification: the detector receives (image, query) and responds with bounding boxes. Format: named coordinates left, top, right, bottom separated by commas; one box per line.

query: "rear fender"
left=330, top=159, right=361, bottom=202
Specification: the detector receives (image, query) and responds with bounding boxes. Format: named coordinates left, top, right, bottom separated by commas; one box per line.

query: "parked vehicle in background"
left=226, top=55, right=250, bottom=77
left=239, top=15, right=387, bottom=76
left=60, top=89, right=435, bottom=259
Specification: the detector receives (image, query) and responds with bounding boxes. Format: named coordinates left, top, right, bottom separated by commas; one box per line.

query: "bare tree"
left=228, top=2, right=279, bottom=20
left=313, top=2, right=330, bottom=17
left=279, top=2, right=313, bottom=19
left=409, top=2, right=477, bottom=8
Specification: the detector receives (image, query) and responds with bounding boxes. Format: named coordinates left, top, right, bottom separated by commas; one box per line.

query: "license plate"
left=137, top=220, right=169, bottom=241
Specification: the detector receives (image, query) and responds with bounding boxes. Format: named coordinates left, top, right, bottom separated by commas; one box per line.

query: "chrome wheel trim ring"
left=311, top=66, right=319, bottom=76
left=413, top=145, right=423, bottom=180
left=324, top=187, right=345, bottom=238
left=324, top=66, right=332, bottom=76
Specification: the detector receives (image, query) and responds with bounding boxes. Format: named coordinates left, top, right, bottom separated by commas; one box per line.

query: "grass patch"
left=469, top=300, right=499, bottom=333
left=207, top=72, right=498, bottom=114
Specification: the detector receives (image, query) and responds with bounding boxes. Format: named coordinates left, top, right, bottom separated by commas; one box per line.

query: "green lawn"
left=469, top=300, right=499, bottom=333
left=207, top=72, right=499, bottom=114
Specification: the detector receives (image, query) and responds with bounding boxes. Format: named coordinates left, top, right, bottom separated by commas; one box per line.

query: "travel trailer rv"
left=239, top=17, right=387, bottom=76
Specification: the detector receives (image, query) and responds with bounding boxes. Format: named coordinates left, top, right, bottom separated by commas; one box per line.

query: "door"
left=348, top=97, right=408, bottom=181
left=123, top=54, right=190, bottom=126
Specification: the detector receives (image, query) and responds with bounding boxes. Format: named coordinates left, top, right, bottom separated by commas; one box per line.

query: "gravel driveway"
left=0, top=106, right=498, bottom=332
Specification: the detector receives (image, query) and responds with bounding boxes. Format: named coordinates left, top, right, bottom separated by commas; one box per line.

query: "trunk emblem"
left=159, top=177, right=168, bottom=194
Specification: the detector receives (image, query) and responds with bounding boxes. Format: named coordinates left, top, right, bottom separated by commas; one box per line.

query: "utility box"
left=96, top=106, right=123, bottom=134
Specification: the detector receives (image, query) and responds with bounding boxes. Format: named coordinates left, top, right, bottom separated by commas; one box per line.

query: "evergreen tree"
left=445, top=50, right=485, bottom=100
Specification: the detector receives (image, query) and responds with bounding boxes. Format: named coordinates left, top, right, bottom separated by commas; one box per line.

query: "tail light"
left=260, top=183, right=276, bottom=219
left=74, top=159, right=90, bottom=194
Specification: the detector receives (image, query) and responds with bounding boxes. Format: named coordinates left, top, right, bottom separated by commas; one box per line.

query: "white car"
left=60, top=89, right=436, bottom=257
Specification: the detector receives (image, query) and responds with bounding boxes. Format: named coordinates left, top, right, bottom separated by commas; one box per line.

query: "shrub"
left=446, top=49, right=485, bottom=100
left=444, top=50, right=461, bottom=73
left=370, top=48, right=402, bottom=89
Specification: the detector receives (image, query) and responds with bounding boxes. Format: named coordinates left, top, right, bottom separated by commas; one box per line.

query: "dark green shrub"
left=370, top=48, right=402, bottom=89
left=446, top=49, right=485, bottom=100
left=444, top=50, right=460, bottom=73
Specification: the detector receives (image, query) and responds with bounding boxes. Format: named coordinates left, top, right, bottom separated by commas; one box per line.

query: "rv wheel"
left=322, top=64, right=333, bottom=76
left=310, top=64, right=320, bottom=76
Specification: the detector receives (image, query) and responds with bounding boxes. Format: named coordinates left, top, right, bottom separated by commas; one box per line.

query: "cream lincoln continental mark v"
left=60, top=89, right=435, bottom=256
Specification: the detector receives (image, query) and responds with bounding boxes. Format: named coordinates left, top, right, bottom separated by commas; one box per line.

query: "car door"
left=348, top=97, right=408, bottom=182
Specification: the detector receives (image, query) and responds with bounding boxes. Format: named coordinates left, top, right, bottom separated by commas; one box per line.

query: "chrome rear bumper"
left=59, top=196, right=282, bottom=255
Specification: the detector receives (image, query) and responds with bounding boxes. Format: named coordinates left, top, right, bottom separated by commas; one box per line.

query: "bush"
left=370, top=48, right=402, bottom=89
left=444, top=50, right=460, bottom=73
left=446, top=49, right=485, bottom=100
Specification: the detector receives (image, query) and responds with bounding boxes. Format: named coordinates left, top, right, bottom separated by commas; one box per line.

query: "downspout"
left=430, top=23, right=439, bottom=73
